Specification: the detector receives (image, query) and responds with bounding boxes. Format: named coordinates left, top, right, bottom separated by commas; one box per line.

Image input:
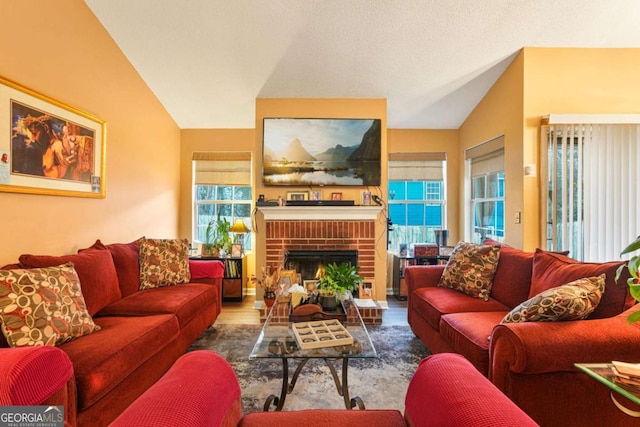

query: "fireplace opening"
left=284, top=250, right=358, bottom=282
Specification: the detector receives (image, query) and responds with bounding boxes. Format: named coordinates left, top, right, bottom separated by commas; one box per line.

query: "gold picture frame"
left=286, top=191, right=309, bottom=201
left=0, top=75, right=106, bottom=198
left=280, top=269, right=298, bottom=289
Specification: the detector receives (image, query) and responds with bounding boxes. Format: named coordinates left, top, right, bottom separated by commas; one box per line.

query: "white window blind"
left=192, top=152, right=251, bottom=186
left=388, top=152, right=446, bottom=181
left=465, top=136, right=504, bottom=177
left=543, top=117, right=640, bottom=262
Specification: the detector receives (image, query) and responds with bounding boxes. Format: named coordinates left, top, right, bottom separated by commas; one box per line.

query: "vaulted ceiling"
left=85, top=0, right=640, bottom=129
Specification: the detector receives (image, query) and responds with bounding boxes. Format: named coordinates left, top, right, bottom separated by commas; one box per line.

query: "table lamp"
left=229, top=219, right=250, bottom=256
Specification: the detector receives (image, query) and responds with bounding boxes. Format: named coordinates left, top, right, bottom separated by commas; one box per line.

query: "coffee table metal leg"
left=288, top=359, right=309, bottom=393
left=263, top=357, right=289, bottom=412
left=341, top=358, right=365, bottom=410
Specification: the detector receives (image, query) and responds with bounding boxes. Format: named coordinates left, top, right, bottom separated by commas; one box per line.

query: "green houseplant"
left=316, top=262, right=363, bottom=310
left=202, top=213, right=232, bottom=257
left=616, top=235, right=640, bottom=324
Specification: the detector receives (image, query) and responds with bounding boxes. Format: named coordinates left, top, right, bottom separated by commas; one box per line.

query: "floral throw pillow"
left=502, top=275, right=605, bottom=323
left=437, top=241, right=501, bottom=301
left=0, top=263, right=101, bottom=347
left=139, top=238, right=191, bottom=290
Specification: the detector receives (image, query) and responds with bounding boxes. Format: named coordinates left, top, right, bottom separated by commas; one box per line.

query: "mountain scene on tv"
left=263, top=118, right=381, bottom=186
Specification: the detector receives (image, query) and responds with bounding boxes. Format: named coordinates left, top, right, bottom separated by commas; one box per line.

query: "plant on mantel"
left=615, top=235, right=640, bottom=323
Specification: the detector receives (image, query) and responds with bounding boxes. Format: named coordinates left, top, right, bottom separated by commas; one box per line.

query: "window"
left=387, top=153, right=446, bottom=252
left=192, top=152, right=252, bottom=250
left=543, top=116, right=640, bottom=262
left=466, top=136, right=505, bottom=244
left=471, top=172, right=505, bottom=243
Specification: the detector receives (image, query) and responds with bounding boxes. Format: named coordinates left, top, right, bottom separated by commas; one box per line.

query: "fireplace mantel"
left=258, top=205, right=383, bottom=221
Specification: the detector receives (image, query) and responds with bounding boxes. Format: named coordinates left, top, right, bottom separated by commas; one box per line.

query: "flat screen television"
left=262, top=118, right=381, bottom=186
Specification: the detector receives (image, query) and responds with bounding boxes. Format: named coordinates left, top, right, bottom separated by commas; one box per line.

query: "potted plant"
left=616, top=235, right=640, bottom=323
left=316, top=262, right=363, bottom=311
left=201, top=213, right=232, bottom=257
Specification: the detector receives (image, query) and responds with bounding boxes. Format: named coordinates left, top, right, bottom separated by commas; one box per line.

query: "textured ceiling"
left=84, top=0, right=640, bottom=129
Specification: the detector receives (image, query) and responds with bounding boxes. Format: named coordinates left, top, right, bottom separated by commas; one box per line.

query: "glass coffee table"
left=249, top=297, right=377, bottom=411
left=575, top=363, right=640, bottom=417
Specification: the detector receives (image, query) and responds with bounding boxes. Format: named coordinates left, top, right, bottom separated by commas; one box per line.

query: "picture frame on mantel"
left=0, top=75, right=106, bottom=198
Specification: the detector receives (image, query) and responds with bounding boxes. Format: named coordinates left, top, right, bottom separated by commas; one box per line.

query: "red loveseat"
left=406, top=243, right=640, bottom=426
left=0, top=239, right=224, bottom=427
left=107, top=350, right=538, bottom=427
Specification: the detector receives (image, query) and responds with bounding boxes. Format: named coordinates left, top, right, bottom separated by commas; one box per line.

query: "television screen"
left=262, top=118, right=381, bottom=186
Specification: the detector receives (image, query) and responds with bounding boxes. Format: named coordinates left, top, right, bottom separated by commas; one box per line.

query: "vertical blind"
left=544, top=118, right=640, bottom=262
left=192, top=152, right=252, bottom=186
left=388, top=152, right=446, bottom=181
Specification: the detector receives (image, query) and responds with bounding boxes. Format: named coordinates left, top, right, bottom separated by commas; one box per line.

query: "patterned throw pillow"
left=0, top=263, right=101, bottom=347
left=502, top=275, right=605, bottom=323
left=139, top=238, right=191, bottom=290
left=437, top=242, right=501, bottom=301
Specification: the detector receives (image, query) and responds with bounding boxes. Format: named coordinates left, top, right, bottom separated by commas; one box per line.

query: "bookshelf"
left=392, top=255, right=449, bottom=300
left=220, top=256, right=247, bottom=302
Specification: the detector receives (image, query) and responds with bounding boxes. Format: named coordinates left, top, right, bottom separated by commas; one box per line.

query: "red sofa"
left=0, top=239, right=224, bottom=427
left=108, top=350, right=538, bottom=427
left=406, top=243, right=640, bottom=426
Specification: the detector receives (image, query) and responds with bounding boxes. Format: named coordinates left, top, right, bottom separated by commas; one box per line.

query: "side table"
left=575, top=363, right=640, bottom=417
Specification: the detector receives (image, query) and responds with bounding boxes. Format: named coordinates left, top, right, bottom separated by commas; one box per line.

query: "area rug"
left=188, top=324, right=430, bottom=414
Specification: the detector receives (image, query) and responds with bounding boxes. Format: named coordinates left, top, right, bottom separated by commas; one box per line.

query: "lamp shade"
left=230, top=219, right=250, bottom=234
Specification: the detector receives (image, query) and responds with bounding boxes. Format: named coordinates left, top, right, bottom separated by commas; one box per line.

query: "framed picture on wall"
left=0, top=75, right=106, bottom=198
left=331, top=192, right=342, bottom=200
left=310, top=190, right=321, bottom=201
left=287, top=191, right=309, bottom=201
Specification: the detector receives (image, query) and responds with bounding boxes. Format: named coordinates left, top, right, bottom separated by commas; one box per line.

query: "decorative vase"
left=264, top=290, right=276, bottom=308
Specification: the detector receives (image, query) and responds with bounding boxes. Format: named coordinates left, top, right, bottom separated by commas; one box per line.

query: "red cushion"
left=19, top=249, right=121, bottom=316
left=97, top=283, right=218, bottom=327
left=59, top=314, right=179, bottom=411
left=0, top=347, right=73, bottom=405
left=80, top=239, right=141, bottom=297
left=240, top=410, right=405, bottom=427
left=439, top=312, right=507, bottom=375
left=412, top=287, right=510, bottom=331
left=531, top=249, right=634, bottom=319
left=488, top=244, right=534, bottom=308
left=110, top=351, right=243, bottom=427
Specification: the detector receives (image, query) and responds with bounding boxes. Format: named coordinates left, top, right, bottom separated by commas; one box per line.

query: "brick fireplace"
left=258, top=206, right=384, bottom=324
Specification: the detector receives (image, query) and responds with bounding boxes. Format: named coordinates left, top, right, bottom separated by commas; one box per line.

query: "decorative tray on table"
left=292, top=319, right=354, bottom=350
left=288, top=300, right=347, bottom=323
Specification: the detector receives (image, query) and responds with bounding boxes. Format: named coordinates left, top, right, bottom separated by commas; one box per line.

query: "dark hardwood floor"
left=215, top=295, right=409, bottom=326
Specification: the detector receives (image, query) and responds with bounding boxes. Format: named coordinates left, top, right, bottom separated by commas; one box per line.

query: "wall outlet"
left=514, top=212, right=521, bottom=224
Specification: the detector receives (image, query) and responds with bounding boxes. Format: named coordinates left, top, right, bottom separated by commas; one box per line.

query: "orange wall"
left=459, top=52, right=527, bottom=248
left=0, top=0, right=180, bottom=264
left=461, top=47, right=640, bottom=250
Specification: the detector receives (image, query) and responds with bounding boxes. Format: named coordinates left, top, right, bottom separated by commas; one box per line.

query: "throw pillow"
left=139, top=238, right=191, bottom=290
left=502, top=275, right=605, bottom=323
left=79, top=238, right=143, bottom=297
left=437, top=241, right=501, bottom=301
left=19, top=248, right=121, bottom=316
left=0, top=263, right=100, bottom=347
left=530, top=249, right=634, bottom=319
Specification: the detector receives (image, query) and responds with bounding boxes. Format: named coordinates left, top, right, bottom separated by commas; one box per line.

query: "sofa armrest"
left=110, top=350, right=242, bottom=427
left=405, top=353, right=538, bottom=427
left=489, top=305, right=640, bottom=388
left=188, top=259, right=225, bottom=281
left=404, top=265, right=444, bottom=293
left=0, top=346, right=73, bottom=405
